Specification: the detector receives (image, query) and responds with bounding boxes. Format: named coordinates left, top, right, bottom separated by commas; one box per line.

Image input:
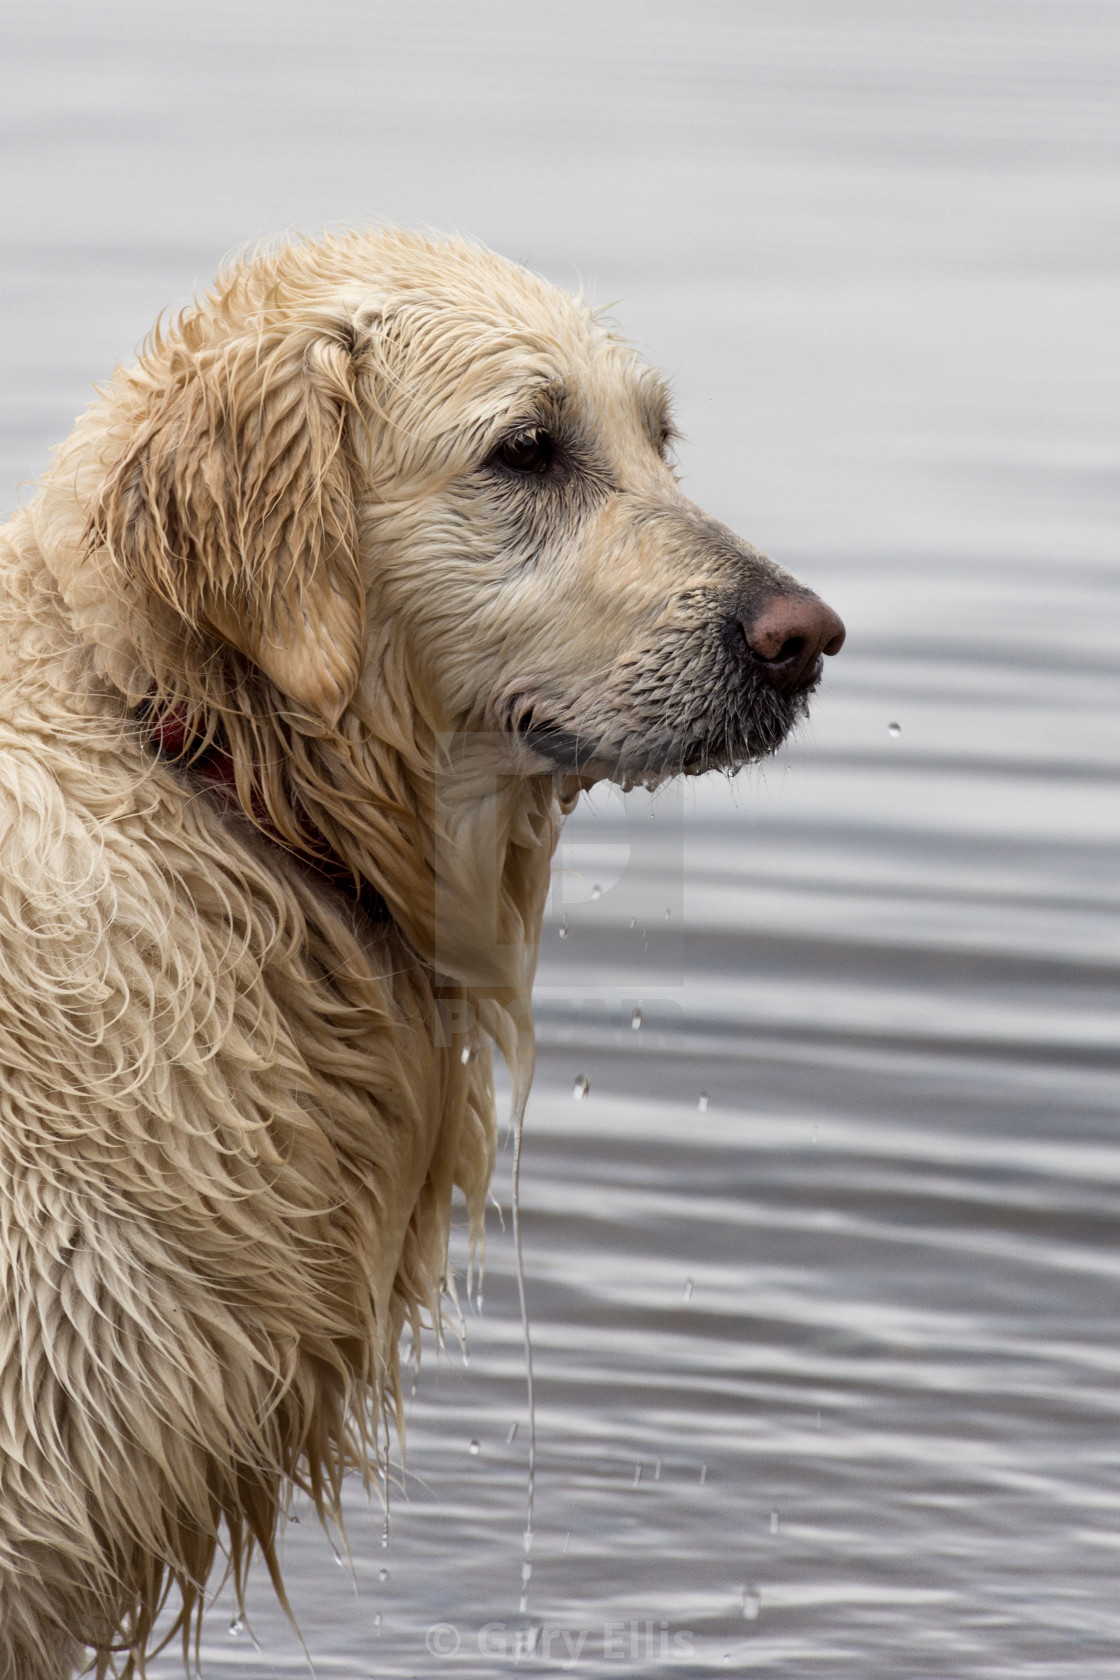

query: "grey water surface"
left=0, top=4, right=1117, bottom=1675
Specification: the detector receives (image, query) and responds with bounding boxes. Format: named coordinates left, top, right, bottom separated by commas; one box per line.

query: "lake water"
left=0, top=4, right=1117, bottom=1675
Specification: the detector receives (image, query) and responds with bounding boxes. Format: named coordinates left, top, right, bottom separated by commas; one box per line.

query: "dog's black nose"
left=737, top=593, right=846, bottom=693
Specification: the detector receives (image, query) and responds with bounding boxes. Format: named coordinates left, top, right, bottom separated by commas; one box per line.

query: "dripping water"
left=510, top=1032, right=537, bottom=1618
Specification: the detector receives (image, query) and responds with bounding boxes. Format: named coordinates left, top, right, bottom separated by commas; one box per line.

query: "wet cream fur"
left=0, top=229, right=797, bottom=1677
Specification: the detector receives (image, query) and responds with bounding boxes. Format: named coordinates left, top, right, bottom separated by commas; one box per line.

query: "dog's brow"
left=485, top=378, right=567, bottom=438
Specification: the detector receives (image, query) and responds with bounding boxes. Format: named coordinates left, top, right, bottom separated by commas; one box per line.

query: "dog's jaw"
left=500, top=641, right=820, bottom=790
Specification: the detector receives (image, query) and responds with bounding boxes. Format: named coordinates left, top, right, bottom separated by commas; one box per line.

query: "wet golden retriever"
left=0, top=230, right=843, bottom=1676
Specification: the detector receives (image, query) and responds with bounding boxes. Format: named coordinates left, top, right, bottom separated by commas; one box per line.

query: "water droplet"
left=590, top=883, right=602, bottom=900
left=289, top=1511, right=300, bottom=1524
left=521, top=1561, right=532, bottom=1583
left=633, top=1462, right=643, bottom=1486
left=665, top=907, right=671, bottom=919
left=558, top=916, right=569, bottom=939
left=631, top=1007, right=643, bottom=1030
left=229, top=1615, right=245, bottom=1638
left=572, top=1073, right=590, bottom=1101
left=700, top=1462, right=708, bottom=1484
left=654, top=1458, right=663, bottom=1481
left=507, top=1616, right=542, bottom=1656
left=815, top=1410, right=822, bottom=1429
left=682, top=1277, right=694, bottom=1302
left=742, top=1586, right=761, bottom=1621
left=698, top=1091, right=709, bottom=1113
left=506, top=1421, right=519, bottom=1444
left=374, top=1612, right=382, bottom=1631
left=378, top=1566, right=390, bottom=1582
left=459, top=1044, right=471, bottom=1064
left=811, top=1123, right=820, bottom=1144
left=468, top=1439, right=481, bottom=1455
left=628, top=917, right=636, bottom=929
left=563, top=1530, right=571, bottom=1553
left=888, top=721, right=901, bottom=737
left=770, top=1509, right=779, bottom=1534
left=523, top=1528, right=533, bottom=1555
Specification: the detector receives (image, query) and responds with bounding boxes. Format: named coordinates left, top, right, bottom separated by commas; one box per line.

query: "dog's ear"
left=93, top=316, right=366, bottom=725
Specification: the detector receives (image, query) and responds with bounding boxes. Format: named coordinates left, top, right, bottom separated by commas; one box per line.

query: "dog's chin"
left=510, top=681, right=811, bottom=790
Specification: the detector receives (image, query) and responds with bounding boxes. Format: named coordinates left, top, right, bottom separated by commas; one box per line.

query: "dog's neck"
left=138, top=696, right=393, bottom=925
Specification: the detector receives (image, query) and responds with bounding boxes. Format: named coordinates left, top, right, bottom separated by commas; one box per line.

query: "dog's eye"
left=493, top=427, right=555, bottom=475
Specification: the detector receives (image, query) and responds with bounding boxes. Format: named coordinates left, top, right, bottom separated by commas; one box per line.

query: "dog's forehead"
left=342, top=235, right=592, bottom=330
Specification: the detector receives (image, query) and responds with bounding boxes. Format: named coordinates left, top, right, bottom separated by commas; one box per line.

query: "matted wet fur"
left=0, top=230, right=840, bottom=1676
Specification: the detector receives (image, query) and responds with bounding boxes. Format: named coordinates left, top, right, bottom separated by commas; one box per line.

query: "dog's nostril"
left=767, top=635, right=805, bottom=665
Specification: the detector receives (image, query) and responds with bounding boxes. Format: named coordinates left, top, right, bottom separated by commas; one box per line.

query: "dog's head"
left=43, top=231, right=843, bottom=980
left=71, top=231, right=841, bottom=777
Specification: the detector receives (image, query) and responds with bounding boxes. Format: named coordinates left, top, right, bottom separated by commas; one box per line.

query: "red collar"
left=139, top=699, right=391, bottom=925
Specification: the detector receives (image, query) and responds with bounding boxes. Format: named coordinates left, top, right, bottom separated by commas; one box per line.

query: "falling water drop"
left=468, top=1439, right=481, bottom=1456
left=631, top=1007, right=643, bottom=1030
left=572, top=1074, right=590, bottom=1101
left=459, top=1044, right=471, bottom=1065
left=521, top=1562, right=532, bottom=1583
left=888, top=721, right=901, bottom=737
left=700, top=1463, right=708, bottom=1484
left=698, top=1091, right=709, bottom=1113
left=563, top=1531, right=571, bottom=1554
left=506, top=1421, right=519, bottom=1444
left=378, top=1567, right=390, bottom=1583
left=590, top=883, right=602, bottom=900
left=742, top=1587, right=761, bottom=1621
left=629, top=917, right=636, bottom=929
left=633, top=1462, right=643, bottom=1486
left=374, top=1613, right=383, bottom=1632
left=682, top=1277, right=694, bottom=1302
left=770, top=1510, right=780, bottom=1534
left=508, top=1616, right=542, bottom=1655
left=228, top=1616, right=245, bottom=1638
left=558, top=916, right=569, bottom=939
